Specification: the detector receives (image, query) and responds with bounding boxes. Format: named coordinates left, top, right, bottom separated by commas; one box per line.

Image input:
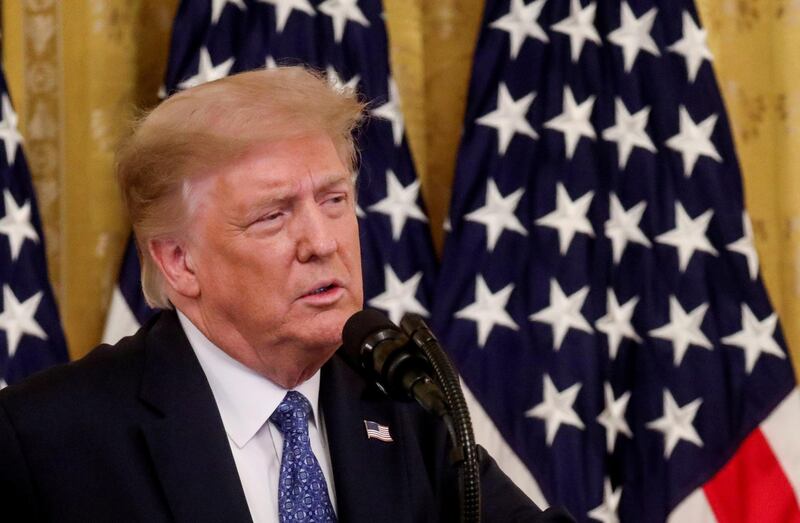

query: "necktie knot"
left=270, top=391, right=312, bottom=435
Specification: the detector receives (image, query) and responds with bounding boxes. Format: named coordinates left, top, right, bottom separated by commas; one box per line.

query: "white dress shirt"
left=177, top=311, right=338, bottom=523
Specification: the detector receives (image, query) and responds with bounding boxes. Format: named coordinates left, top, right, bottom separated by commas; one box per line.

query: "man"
left=0, top=67, right=572, bottom=522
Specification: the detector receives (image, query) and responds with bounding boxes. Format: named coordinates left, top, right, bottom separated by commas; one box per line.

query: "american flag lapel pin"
left=364, top=420, right=394, bottom=442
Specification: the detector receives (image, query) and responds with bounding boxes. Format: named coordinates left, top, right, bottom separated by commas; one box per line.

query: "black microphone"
left=343, top=310, right=482, bottom=522
left=340, top=309, right=448, bottom=417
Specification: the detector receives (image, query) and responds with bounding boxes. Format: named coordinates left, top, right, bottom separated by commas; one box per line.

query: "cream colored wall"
left=3, top=0, right=799, bottom=373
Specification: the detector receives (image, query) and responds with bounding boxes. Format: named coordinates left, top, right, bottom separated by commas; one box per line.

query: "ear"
left=148, top=237, right=200, bottom=299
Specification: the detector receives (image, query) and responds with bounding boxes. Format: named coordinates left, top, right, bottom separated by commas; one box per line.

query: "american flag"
left=364, top=419, right=393, bottom=442
left=0, top=69, right=68, bottom=387
left=101, top=237, right=156, bottom=344
left=431, top=0, right=800, bottom=521
left=103, top=0, right=438, bottom=357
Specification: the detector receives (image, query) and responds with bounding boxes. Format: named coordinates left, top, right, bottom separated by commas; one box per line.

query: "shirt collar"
left=176, top=310, right=323, bottom=449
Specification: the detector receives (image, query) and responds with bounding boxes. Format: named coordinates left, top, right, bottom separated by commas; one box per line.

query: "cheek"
left=198, top=242, right=278, bottom=294
left=344, top=226, right=364, bottom=304
left=338, top=219, right=360, bottom=257
left=203, top=256, right=289, bottom=321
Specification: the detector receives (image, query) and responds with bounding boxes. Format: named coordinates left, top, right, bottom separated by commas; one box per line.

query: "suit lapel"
left=321, top=355, right=413, bottom=523
left=137, top=311, right=252, bottom=523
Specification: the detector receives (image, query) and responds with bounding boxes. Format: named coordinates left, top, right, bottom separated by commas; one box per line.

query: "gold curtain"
left=3, top=0, right=799, bottom=373
left=693, top=0, right=800, bottom=372
left=3, top=0, right=178, bottom=359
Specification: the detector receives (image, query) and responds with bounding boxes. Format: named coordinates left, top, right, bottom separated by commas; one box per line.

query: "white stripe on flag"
left=668, top=387, right=800, bottom=522
left=761, top=387, right=800, bottom=503
left=668, top=487, right=717, bottom=523
left=462, top=382, right=548, bottom=509
left=101, top=287, right=142, bottom=345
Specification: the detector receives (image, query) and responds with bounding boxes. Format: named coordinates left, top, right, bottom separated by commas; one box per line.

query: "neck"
left=174, top=303, right=330, bottom=389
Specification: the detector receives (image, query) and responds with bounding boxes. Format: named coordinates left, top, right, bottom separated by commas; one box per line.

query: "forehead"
left=195, top=133, right=353, bottom=205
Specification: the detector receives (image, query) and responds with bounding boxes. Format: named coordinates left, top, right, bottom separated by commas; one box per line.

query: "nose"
left=295, top=202, right=338, bottom=263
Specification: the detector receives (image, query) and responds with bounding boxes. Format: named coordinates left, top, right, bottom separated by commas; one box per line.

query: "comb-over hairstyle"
left=116, top=66, right=365, bottom=308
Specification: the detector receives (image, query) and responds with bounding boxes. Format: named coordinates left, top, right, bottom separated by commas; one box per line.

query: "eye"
left=324, top=193, right=348, bottom=206
left=263, top=211, right=284, bottom=221
left=250, top=210, right=285, bottom=228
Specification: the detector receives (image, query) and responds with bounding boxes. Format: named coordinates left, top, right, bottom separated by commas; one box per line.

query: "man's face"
left=183, top=133, right=363, bottom=385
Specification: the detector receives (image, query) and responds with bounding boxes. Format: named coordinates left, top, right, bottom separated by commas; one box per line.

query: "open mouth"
left=302, top=282, right=341, bottom=299
left=308, top=284, right=337, bottom=296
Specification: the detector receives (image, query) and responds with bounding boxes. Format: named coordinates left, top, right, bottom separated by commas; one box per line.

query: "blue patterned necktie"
left=270, top=391, right=337, bottom=523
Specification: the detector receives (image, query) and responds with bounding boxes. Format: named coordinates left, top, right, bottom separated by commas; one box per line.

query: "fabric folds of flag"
left=0, top=69, right=68, bottom=386
left=103, top=0, right=438, bottom=344
left=101, top=238, right=155, bottom=344
left=432, top=0, right=800, bottom=521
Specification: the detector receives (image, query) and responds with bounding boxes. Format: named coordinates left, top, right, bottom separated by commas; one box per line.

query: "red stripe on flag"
left=704, top=427, right=800, bottom=523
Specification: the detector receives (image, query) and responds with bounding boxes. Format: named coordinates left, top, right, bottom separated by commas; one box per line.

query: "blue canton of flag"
left=103, top=0, right=438, bottom=344
left=0, top=69, right=68, bottom=387
left=432, top=0, right=800, bottom=521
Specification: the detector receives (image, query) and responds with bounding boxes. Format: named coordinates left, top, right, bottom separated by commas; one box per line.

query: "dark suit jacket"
left=0, top=310, right=572, bottom=522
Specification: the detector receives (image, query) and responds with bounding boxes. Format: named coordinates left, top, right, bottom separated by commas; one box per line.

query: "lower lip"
left=300, top=286, right=344, bottom=306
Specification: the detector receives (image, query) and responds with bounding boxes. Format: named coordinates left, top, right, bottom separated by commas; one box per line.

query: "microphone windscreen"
left=341, top=309, right=397, bottom=357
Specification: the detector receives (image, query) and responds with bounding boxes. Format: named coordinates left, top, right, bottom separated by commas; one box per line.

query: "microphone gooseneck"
left=340, top=309, right=481, bottom=523
left=400, top=313, right=481, bottom=523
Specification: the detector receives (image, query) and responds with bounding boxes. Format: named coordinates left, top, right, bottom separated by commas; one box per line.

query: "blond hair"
left=116, top=66, right=365, bottom=308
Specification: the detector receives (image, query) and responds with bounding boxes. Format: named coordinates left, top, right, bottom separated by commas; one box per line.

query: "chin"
left=295, top=304, right=357, bottom=351
left=325, top=304, right=358, bottom=330
left=313, top=322, right=346, bottom=348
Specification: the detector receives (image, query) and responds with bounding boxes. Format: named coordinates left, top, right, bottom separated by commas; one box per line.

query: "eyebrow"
left=241, top=172, right=353, bottom=216
left=313, top=173, right=353, bottom=192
